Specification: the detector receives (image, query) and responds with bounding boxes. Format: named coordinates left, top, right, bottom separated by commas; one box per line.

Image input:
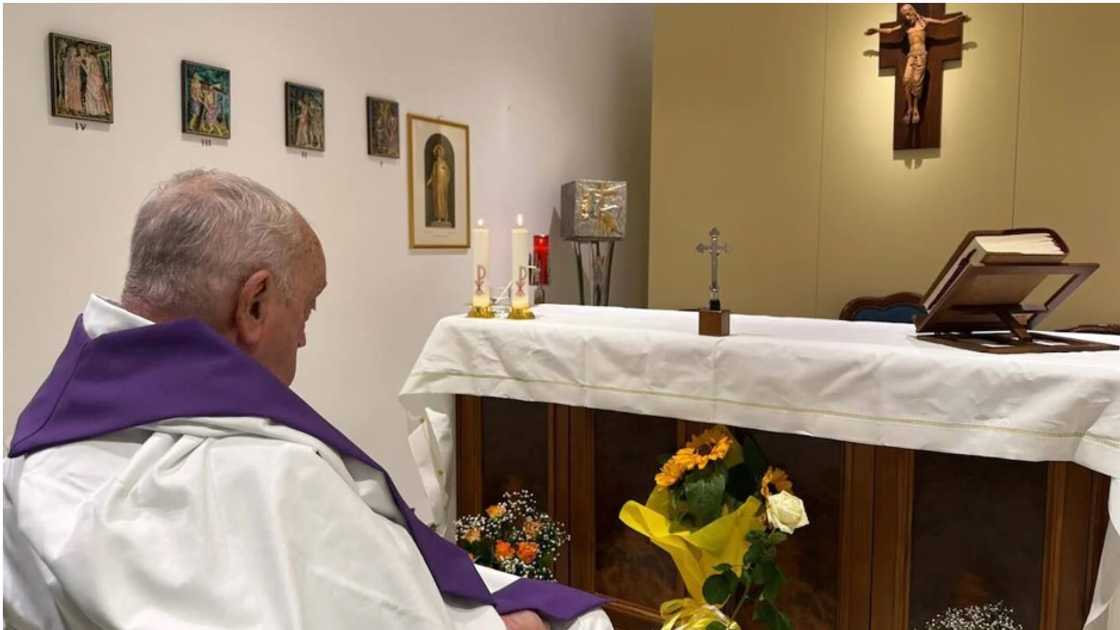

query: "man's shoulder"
left=12, top=416, right=339, bottom=495
left=8, top=418, right=356, bottom=542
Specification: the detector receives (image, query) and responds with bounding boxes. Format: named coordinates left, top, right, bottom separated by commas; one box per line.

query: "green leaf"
left=739, top=433, right=769, bottom=484
left=762, top=566, right=784, bottom=601
left=752, top=599, right=791, bottom=630
left=775, top=609, right=793, bottom=630
left=712, top=563, right=733, bottom=574
left=723, top=434, right=745, bottom=468
left=747, top=530, right=769, bottom=544
left=767, top=532, right=788, bottom=545
left=705, top=623, right=727, bottom=630
left=739, top=564, right=753, bottom=587
left=753, top=600, right=775, bottom=623
left=702, top=572, right=734, bottom=606
left=753, top=560, right=775, bottom=585
left=667, top=486, right=689, bottom=525
left=725, top=463, right=756, bottom=503
left=744, top=539, right=767, bottom=566
left=683, top=465, right=727, bottom=527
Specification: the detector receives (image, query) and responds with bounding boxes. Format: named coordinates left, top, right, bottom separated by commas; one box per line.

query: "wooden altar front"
left=455, top=395, right=1110, bottom=630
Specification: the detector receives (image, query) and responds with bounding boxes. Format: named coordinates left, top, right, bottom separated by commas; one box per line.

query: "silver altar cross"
left=695, top=227, right=729, bottom=311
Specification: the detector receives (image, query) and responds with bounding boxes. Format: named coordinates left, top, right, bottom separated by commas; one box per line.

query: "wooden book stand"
left=915, top=230, right=1118, bottom=354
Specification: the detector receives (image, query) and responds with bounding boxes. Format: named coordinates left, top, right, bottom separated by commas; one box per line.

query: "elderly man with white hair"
left=4, top=170, right=612, bottom=630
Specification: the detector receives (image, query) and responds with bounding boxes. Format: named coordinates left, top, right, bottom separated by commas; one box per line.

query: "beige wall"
left=650, top=4, right=1119, bottom=328
left=3, top=4, right=652, bottom=510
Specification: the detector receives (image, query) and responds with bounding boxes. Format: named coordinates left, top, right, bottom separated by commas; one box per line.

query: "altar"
left=400, top=305, right=1119, bottom=629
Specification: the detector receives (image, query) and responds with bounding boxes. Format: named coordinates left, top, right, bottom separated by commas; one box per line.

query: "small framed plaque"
left=181, top=61, right=230, bottom=139
left=285, top=82, right=324, bottom=151
left=49, top=32, right=113, bottom=124
left=366, top=97, right=400, bottom=158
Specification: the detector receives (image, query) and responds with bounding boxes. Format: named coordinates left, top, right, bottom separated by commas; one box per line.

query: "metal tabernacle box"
left=561, top=180, right=627, bottom=242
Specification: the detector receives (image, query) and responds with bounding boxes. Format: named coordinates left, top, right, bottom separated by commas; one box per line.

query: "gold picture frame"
left=407, top=114, right=470, bottom=249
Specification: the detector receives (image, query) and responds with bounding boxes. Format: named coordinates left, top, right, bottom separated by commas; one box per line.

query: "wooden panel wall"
left=457, top=396, right=1110, bottom=629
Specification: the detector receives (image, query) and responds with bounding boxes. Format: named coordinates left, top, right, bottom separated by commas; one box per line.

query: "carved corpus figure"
left=866, top=4, right=968, bottom=125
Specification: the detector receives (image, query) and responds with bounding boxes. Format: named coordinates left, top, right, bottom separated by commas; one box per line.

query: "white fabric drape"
left=1087, top=480, right=1120, bottom=630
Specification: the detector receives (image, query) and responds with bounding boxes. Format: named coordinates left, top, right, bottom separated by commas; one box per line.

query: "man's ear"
left=234, top=269, right=273, bottom=349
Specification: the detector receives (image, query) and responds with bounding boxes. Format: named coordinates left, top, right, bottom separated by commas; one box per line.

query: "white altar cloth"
left=402, top=305, right=1119, bottom=476
left=400, top=305, right=1120, bottom=629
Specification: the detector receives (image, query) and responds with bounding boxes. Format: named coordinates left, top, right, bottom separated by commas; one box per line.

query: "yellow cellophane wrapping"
left=619, top=489, right=764, bottom=603
left=658, top=598, right=741, bottom=630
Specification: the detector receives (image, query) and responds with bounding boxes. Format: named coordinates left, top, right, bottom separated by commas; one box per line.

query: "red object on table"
left=533, top=234, right=550, bottom=285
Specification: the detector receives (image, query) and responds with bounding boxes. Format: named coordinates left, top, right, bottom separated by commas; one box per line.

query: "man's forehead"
left=313, top=266, right=328, bottom=294
left=308, top=240, right=328, bottom=293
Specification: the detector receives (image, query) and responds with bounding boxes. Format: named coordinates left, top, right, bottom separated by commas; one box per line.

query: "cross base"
left=699, top=309, right=730, bottom=337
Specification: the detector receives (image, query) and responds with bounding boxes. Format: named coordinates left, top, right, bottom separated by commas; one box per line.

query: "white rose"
left=766, top=490, right=809, bottom=534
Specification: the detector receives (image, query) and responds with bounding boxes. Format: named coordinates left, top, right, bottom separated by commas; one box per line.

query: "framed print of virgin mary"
left=407, top=114, right=470, bottom=249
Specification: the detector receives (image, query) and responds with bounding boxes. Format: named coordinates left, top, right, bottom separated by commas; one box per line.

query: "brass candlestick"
left=467, top=304, right=495, bottom=318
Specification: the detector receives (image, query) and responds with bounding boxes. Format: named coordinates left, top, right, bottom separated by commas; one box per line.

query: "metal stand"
left=530, top=253, right=547, bottom=305
left=572, top=241, right=616, bottom=306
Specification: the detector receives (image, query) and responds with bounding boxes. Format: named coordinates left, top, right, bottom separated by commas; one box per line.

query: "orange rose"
left=495, top=540, right=514, bottom=560
left=486, top=504, right=507, bottom=519
left=463, top=528, right=481, bottom=543
left=516, top=542, right=540, bottom=564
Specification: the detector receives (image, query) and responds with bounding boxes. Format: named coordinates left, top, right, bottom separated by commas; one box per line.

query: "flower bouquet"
left=455, top=489, right=569, bottom=581
left=619, top=425, right=809, bottom=630
left=916, top=602, right=1024, bottom=630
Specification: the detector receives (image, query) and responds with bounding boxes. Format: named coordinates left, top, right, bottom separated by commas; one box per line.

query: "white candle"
left=472, top=219, right=490, bottom=308
left=511, top=214, right=530, bottom=310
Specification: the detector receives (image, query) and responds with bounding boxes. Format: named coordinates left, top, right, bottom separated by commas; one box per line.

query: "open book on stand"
left=915, top=228, right=1117, bottom=354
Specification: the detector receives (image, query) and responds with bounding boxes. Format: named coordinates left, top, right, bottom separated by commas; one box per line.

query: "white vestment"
left=3, top=295, right=611, bottom=630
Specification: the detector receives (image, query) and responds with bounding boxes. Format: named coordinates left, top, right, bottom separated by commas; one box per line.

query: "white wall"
left=3, top=4, right=652, bottom=509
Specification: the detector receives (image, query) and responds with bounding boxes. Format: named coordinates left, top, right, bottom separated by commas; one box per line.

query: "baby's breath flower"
left=916, top=602, right=1023, bottom=630
left=454, top=490, right=568, bottom=581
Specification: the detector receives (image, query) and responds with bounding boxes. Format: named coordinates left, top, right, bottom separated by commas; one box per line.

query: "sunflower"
left=680, top=427, right=733, bottom=470
left=760, top=467, right=793, bottom=498
left=655, top=450, right=693, bottom=487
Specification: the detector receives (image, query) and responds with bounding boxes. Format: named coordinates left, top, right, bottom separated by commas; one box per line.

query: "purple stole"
left=10, top=316, right=606, bottom=621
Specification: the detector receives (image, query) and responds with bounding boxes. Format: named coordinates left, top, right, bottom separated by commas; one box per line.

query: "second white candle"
left=511, top=214, right=530, bottom=309
left=472, top=219, right=490, bottom=309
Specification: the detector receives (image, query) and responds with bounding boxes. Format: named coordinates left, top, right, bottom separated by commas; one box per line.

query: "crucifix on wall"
left=866, top=4, right=970, bottom=150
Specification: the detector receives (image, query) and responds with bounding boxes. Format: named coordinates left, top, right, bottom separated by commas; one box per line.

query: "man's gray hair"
left=122, top=169, right=308, bottom=322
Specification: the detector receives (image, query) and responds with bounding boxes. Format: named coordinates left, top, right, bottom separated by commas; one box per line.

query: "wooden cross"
left=869, top=4, right=968, bottom=150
